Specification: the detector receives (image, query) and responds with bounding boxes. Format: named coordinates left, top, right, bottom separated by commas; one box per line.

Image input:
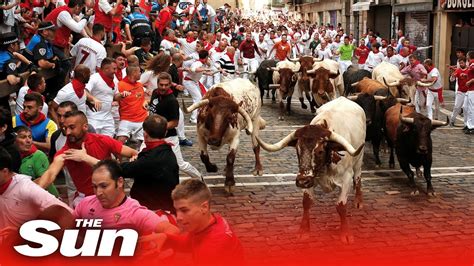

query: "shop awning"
left=393, top=2, right=433, bottom=12
left=352, top=1, right=371, bottom=11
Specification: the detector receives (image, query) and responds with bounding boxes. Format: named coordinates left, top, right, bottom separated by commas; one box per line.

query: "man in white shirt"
left=15, top=74, right=48, bottom=116
left=315, top=41, right=332, bottom=60
left=183, top=50, right=211, bottom=124
left=422, top=59, right=443, bottom=120
left=159, top=29, right=178, bottom=55
left=85, top=58, right=119, bottom=137
left=177, top=31, right=198, bottom=57
left=206, top=41, right=227, bottom=87
left=50, top=64, right=90, bottom=123
left=70, top=24, right=107, bottom=74
left=384, top=46, right=403, bottom=68
left=0, top=147, right=72, bottom=243
left=364, top=43, right=384, bottom=71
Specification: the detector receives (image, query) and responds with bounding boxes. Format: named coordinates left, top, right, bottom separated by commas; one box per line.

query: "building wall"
left=299, top=0, right=345, bottom=27
left=403, top=12, right=431, bottom=59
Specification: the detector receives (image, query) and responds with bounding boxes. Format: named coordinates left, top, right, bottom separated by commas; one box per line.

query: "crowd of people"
left=0, top=0, right=474, bottom=263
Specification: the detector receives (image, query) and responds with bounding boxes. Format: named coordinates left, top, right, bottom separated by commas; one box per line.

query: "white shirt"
left=57, top=11, right=88, bottom=33
left=177, top=38, right=197, bottom=56
left=384, top=54, right=403, bottom=67
left=0, top=174, right=71, bottom=230
left=15, top=87, right=48, bottom=116
left=159, top=39, right=176, bottom=55
left=139, top=70, right=158, bottom=93
left=427, top=68, right=442, bottom=90
left=221, top=33, right=232, bottom=43
left=54, top=82, right=87, bottom=113
left=85, top=73, right=118, bottom=121
left=186, top=61, right=205, bottom=82
left=98, top=0, right=113, bottom=13
left=315, top=47, right=332, bottom=60
left=365, top=51, right=385, bottom=70
left=70, top=37, right=107, bottom=73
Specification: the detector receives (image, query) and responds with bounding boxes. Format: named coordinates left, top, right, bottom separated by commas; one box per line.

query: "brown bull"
left=351, top=77, right=388, bottom=95
left=271, top=67, right=298, bottom=120
left=309, top=67, right=340, bottom=107
left=294, top=56, right=320, bottom=113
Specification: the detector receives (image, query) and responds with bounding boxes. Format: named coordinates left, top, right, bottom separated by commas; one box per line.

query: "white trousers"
left=451, top=91, right=467, bottom=125
left=165, top=135, right=202, bottom=178
left=426, top=89, right=440, bottom=120
left=88, top=118, right=116, bottom=137
left=466, top=91, right=474, bottom=129
left=415, top=89, right=427, bottom=114
left=183, top=80, right=203, bottom=122
left=178, top=108, right=186, bottom=140
left=242, top=57, right=259, bottom=79
left=339, top=60, right=352, bottom=74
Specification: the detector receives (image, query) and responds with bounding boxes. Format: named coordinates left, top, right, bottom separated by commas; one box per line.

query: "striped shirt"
left=218, top=54, right=235, bottom=74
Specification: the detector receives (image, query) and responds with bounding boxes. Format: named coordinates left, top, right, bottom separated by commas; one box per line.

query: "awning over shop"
left=352, top=1, right=371, bottom=11
left=393, top=2, right=433, bottom=12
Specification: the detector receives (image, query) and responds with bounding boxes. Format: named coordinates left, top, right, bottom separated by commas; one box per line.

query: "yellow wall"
left=434, top=12, right=453, bottom=90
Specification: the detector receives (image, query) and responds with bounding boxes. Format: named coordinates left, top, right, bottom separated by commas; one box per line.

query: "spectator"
left=93, top=0, right=123, bottom=43
left=12, top=92, right=58, bottom=151
left=124, top=5, right=154, bottom=47
left=121, top=114, right=179, bottom=212
left=449, top=57, right=468, bottom=127
left=14, top=125, right=59, bottom=196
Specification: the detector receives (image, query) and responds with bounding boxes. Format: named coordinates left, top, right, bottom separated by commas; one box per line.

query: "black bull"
left=256, top=59, right=278, bottom=102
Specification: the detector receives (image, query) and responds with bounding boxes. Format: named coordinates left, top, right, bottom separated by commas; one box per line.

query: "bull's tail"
left=259, top=117, right=266, bottom=130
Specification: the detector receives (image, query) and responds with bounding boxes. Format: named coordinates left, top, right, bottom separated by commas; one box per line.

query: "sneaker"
left=179, top=139, right=193, bottom=146
left=189, top=119, right=197, bottom=124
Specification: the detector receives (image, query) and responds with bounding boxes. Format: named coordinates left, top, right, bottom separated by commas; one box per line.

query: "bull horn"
left=183, top=99, right=209, bottom=114
left=270, top=67, right=278, bottom=71
left=307, top=69, right=316, bottom=74
left=256, top=131, right=296, bottom=152
left=328, top=131, right=364, bottom=156
left=383, top=77, right=399, bottom=87
left=374, top=95, right=387, bottom=101
left=396, top=98, right=410, bottom=104
left=431, top=117, right=449, bottom=127
left=347, top=95, right=358, bottom=101
left=289, top=57, right=299, bottom=62
left=238, top=107, right=254, bottom=135
left=398, top=105, right=414, bottom=124
left=351, top=81, right=359, bottom=87
left=416, top=80, right=436, bottom=87
left=269, top=84, right=280, bottom=88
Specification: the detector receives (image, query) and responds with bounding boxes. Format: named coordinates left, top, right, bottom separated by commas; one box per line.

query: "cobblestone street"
left=175, top=91, right=474, bottom=265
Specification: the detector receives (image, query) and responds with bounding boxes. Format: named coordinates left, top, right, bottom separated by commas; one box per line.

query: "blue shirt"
left=25, top=34, right=54, bottom=62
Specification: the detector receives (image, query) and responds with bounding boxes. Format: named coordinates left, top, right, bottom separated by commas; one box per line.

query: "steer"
left=307, top=66, right=340, bottom=107
left=343, top=65, right=372, bottom=96
left=256, top=97, right=365, bottom=243
left=350, top=77, right=389, bottom=95
left=372, top=62, right=434, bottom=103
left=385, top=104, right=447, bottom=195
left=183, top=78, right=266, bottom=193
left=271, top=60, right=300, bottom=120
left=291, top=56, right=321, bottom=113
left=256, top=59, right=278, bottom=102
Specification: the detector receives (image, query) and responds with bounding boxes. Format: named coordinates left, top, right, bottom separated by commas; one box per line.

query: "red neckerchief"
left=122, top=76, right=137, bottom=85
left=226, top=52, right=234, bottom=63
left=157, top=88, right=174, bottom=97
left=99, top=70, right=115, bottom=89
left=198, top=58, right=207, bottom=64
left=411, top=60, right=421, bottom=67
left=19, top=112, right=46, bottom=127
left=116, top=69, right=123, bottom=81
left=373, top=50, right=379, bottom=54
left=0, top=178, right=13, bottom=195
left=143, top=139, right=173, bottom=152
left=186, top=37, right=195, bottom=43
left=215, top=46, right=224, bottom=53
left=164, top=36, right=178, bottom=44
left=27, top=89, right=46, bottom=102
left=426, top=66, right=434, bottom=73
left=71, top=78, right=86, bottom=98
left=20, top=144, right=38, bottom=159
left=92, top=37, right=102, bottom=44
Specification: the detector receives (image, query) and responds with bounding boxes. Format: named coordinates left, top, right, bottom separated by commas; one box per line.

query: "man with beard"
left=35, top=110, right=138, bottom=207
left=12, top=92, right=58, bottom=152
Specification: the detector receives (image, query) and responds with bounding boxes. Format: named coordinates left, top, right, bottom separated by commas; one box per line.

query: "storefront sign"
left=441, top=0, right=474, bottom=10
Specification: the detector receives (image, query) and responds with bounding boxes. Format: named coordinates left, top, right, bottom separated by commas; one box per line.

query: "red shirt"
left=453, top=67, right=469, bottom=93
left=55, top=133, right=123, bottom=195
left=157, top=6, right=173, bottom=35
left=469, top=59, right=474, bottom=91
left=355, top=46, right=370, bottom=64
left=45, top=6, right=72, bottom=48
left=166, top=214, right=244, bottom=266
left=239, top=40, right=257, bottom=59
left=94, top=0, right=112, bottom=32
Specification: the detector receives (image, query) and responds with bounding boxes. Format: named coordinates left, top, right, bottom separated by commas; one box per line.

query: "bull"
left=183, top=78, right=266, bottom=192
left=290, top=56, right=321, bottom=113
left=347, top=93, right=409, bottom=166
left=343, top=65, right=372, bottom=96
left=256, top=59, right=278, bottom=102
left=372, top=62, right=434, bottom=103
left=256, top=97, right=365, bottom=243
left=270, top=60, right=300, bottom=120
left=385, top=104, right=447, bottom=195
left=350, top=77, right=389, bottom=96
left=307, top=58, right=342, bottom=107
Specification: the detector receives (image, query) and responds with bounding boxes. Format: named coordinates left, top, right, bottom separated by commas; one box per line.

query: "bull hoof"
left=428, top=191, right=437, bottom=197
left=298, top=221, right=310, bottom=234
left=206, top=164, right=218, bottom=173
left=251, top=168, right=264, bottom=176
left=389, top=163, right=395, bottom=169
left=266, top=94, right=270, bottom=99
left=224, top=185, right=235, bottom=194
left=272, top=98, right=276, bottom=103
left=354, top=201, right=363, bottom=209
left=410, top=190, right=420, bottom=196
left=340, top=231, right=354, bottom=244
left=311, top=108, right=316, bottom=114
left=416, top=169, right=423, bottom=179
left=278, top=116, right=284, bottom=121
left=301, top=103, right=308, bottom=109
left=375, top=164, right=381, bottom=168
